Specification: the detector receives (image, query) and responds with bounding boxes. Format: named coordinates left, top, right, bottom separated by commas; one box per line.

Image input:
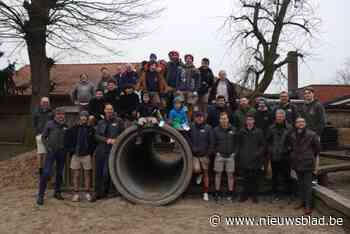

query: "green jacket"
left=234, top=107, right=256, bottom=130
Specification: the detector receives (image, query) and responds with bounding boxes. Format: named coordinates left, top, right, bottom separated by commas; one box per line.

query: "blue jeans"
left=38, top=149, right=65, bottom=197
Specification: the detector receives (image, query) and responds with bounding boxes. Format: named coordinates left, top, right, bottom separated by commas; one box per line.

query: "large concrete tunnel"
left=109, top=125, right=193, bottom=206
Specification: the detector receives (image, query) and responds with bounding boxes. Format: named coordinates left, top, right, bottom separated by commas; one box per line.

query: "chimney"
left=287, top=51, right=299, bottom=93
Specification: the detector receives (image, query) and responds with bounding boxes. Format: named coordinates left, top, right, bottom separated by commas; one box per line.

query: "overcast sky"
left=1, top=0, right=350, bottom=93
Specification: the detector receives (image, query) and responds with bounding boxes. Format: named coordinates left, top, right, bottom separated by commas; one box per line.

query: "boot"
left=53, top=192, right=64, bottom=200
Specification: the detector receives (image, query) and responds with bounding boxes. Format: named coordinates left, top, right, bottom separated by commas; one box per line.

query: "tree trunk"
left=26, top=37, right=50, bottom=112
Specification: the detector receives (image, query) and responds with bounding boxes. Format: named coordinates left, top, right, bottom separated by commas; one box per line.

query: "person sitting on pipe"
left=94, top=103, right=125, bottom=200
left=189, top=111, right=214, bottom=201
left=168, top=95, right=189, bottom=131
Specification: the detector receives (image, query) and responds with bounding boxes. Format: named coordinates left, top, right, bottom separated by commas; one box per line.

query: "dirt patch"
left=0, top=152, right=348, bottom=233
left=0, top=150, right=39, bottom=189
left=328, top=171, right=350, bottom=200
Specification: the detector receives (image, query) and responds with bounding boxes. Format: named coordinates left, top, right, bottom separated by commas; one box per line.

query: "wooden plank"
left=313, top=184, right=350, bottom=218
left=320, top=151, right=350, bottom=161
left=318, top=163, right=350, bottom=174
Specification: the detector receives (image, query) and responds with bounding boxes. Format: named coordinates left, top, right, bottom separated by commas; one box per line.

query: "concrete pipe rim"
left=109, top=124, right=193, bottom=206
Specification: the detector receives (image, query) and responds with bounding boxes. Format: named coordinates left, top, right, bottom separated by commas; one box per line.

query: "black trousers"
left=296, top=170, right=313, bottom=209
left=271, top=160, right=292, bottom=195
left=242, top=169, right=260, bottom=198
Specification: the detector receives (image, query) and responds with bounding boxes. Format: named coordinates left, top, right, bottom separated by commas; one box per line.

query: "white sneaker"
left=85, top=193, right=93, bottom=202
left=72, top=193, right=80, bottom=202
left=196, top=174, right=203, bottom=185
left=203, top=193, right=209, bottom=201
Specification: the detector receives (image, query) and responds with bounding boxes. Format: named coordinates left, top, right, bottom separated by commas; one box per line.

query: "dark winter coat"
left=88, top=97, right=105, bottom=120
left=237, top=127, right=265, bottom=170
left=213, top=125, right=239, bottom=158
left=64, top=124, right=96, bottom=156
left=255, top=109, right=273, bottom=136
left=42, top=120, right=68, bottom=153
left=234, top=107, right=256, bottom=130
left=287, top=128, right=321, bottom=172
left=118, top=92, right=140, bottom=119
left=104, top=89, right=121, bottom=112
left=32, top=107, right=53, bottom=135
left=300, top=100, right=326, bottom=136
left=266, top=122, right=292, bottom=162
left=137, top=102, right=159, bottom=118
left=198, top=66, right=214, bottom=95
left=95, top=116, right=125, bottom=155
left=189, top=123, right=214, bottom=157
left=119, top=71, right=139, bottom=89
left=166, top=60, right=183, bottom=88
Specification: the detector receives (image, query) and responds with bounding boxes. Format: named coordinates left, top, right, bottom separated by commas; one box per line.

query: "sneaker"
left=196, top=174, right=203, bottom=185
left=203, top=192, right=209, bottom=201
left=85, top=193, right=93, bottom=202
left=72, top=193, right=80, bottom=202
left=36, top=196, right=44, bottom=206
left=54, top=192, right=64, bottom=200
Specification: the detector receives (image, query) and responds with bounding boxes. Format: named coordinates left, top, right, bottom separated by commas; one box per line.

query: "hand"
left=106, top=138, right=113, bottom=144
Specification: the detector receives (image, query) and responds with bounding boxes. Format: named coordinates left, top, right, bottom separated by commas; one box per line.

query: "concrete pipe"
left=109, top=124, right=193, bottom=206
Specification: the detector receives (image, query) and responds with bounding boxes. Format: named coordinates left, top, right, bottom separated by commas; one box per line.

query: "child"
left=65, top=111, right=95, bottom=202
left=137, top=91, right=163, bottom=127
left=168, top=96, right=189, bottom=131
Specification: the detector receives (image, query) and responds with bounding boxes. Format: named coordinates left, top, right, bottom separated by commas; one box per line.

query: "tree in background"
left=0, top=0, right=163, bottom=107
left=225, top=0, right=320, bottom=97
left=336, top=58, right=350, bottom=85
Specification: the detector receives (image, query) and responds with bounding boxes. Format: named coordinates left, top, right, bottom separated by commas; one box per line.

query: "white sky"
left=1, top=0, right=350, bottom=93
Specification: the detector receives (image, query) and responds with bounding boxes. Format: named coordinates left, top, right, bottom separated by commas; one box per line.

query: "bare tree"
left=336, top=58, right=350, bottom=85
left=225, top=0, right=320, bottom=97
left=0, top=0, right=163, bottom=107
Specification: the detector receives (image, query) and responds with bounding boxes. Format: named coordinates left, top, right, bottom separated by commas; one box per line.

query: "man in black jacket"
left=189, top=111, right=214, bottom=201
left=266, top=109, right=293, bottom=202
left=104, top=79, right=121, bottom=113
left=37, top=107, right=68, bottom=206
left=118, top=84, right=140, bottom=125
left=237, top=114, right=265, bottom=203
left=198, top=58, right=214, bottom=113
left=32, top=97, right=53, bottom=176
left=88, top=89, right=105, bottom=122
left=94, top=104, right=125, bottom=199
left=209, top=70, right=238, bottom=112
left=301, top=87, right=326, bottom=177
left=65, top=111, right=96, bottom=202
left=213, top=111, right=239, bottom=201
left=287, top=117, right=321, bottom=215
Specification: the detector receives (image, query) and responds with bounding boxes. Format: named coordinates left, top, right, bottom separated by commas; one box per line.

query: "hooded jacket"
left=166, top=60, right=183, bottom=88
left=175, top=64, right=201, bottom=92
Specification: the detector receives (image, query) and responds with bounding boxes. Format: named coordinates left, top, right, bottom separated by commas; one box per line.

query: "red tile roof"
left=13, top=63, right=138, bottom=95
left=297, top=85, right=350, bottom=104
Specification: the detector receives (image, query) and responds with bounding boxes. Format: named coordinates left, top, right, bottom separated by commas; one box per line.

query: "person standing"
left=266, top=109, right=293, bottom=202
left=120, top=64, right=139, bottom=90
left=36, top=107, right=68, bottom=205
left=94, top=104, right=124, bottom=199
left=112, top=65, right=124, bottom=88
left=189, top=111, right=214, bottom=201
left=198, top=58, right=215, bottom=113
left=71, top=73, right=95, bottom=110
left=136, top=61, right=169, bottom=107
left=97, top=67, right=112, bottom=94
left=65, top=111, right=95, bottom=202
left=207, top=95, right=235, bottom=128
left=213, top=112, right=239, bottom=202
left=234, top=97, right=256, bottom=130
left=88, top=89, right=105, bottom=121
left=209, top=70, right=238, bottom=112
left=287, top=117, right=321, bottom=215
left=104, top=79, right=120, bottom=113
left=32, top=97, right=53, bottom=176
left=237, top=114, right=265, bottom=203
left=300, top=87, right=326, bottom=177
left=273, top=91, right=299, bottom=125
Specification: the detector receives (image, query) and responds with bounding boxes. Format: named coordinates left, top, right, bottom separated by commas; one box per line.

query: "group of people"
left=32, top=52, right=326, bottom=216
